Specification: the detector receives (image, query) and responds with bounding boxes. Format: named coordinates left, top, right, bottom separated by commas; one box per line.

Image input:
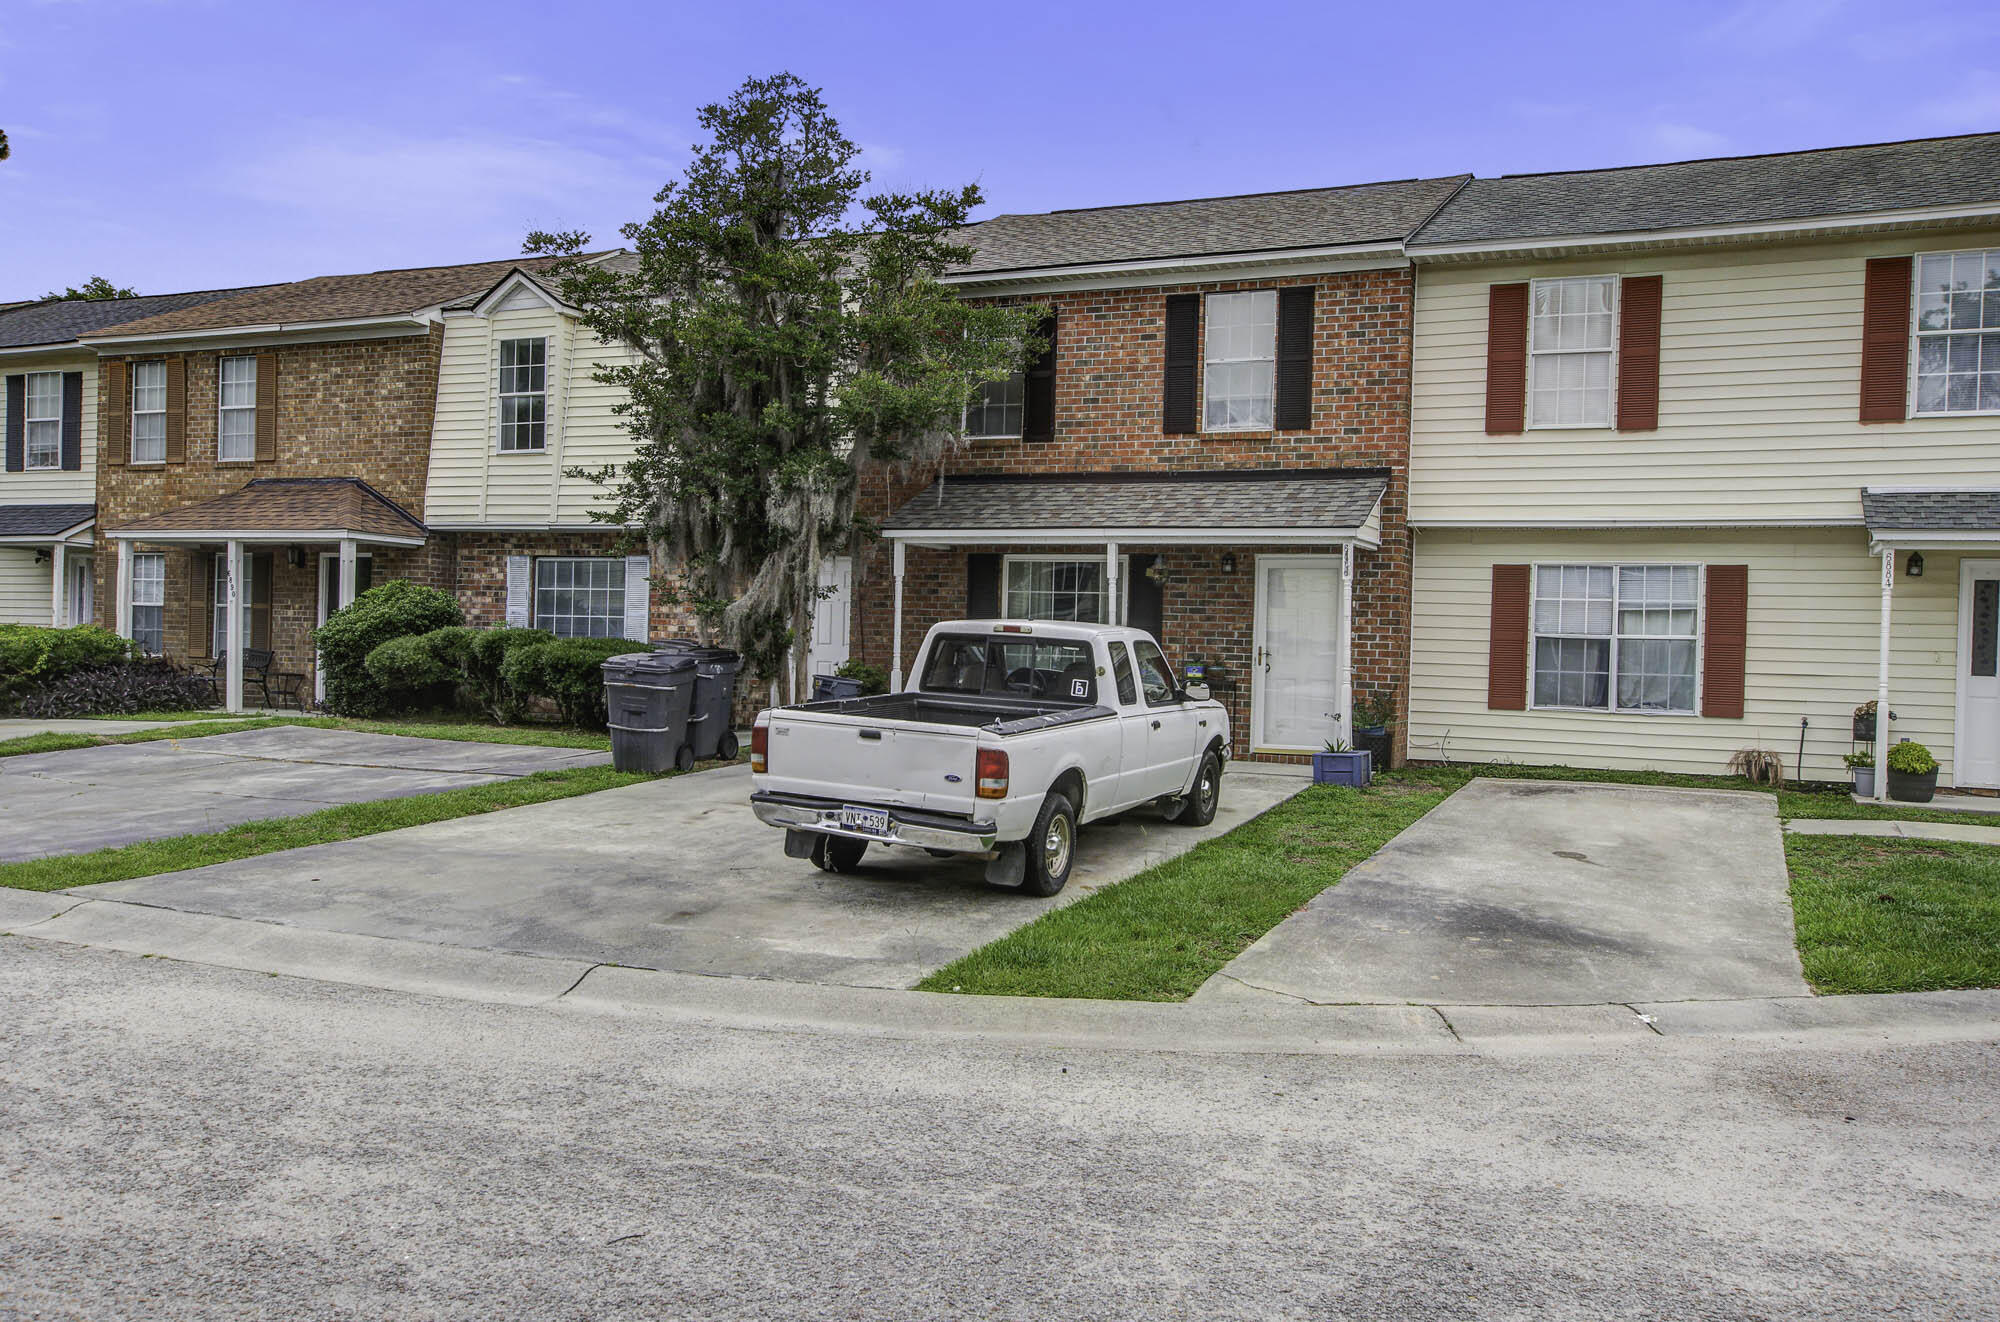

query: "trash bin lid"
left=653, top=641, right=740, bottom=661
left=601, top=650, right=697, bottom=681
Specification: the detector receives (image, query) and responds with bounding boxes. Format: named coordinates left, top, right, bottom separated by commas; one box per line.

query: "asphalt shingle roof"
left=0, top=288, right=267, bottom=349
left=440, top=250, right=641, bottom=311
left=1411, top=132, right=2000, bottom=248
left=113, top=478, right=425, bottom=540
left=0, top=503, right=95, bottom=537
left=951, top=177, right=1469, bottom=275
left=883, top=469, right=1389, bottom=533
left=1863, top=488, right=2000, bottom=533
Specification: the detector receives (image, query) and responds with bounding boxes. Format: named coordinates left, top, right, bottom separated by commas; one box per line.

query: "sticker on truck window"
left=1070, top=678, right=1089, bottom=698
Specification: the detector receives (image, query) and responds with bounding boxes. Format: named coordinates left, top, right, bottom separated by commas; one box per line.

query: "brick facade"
left=453, top=529, right=699, bottom=641
left=852, top=268, right=1415, bottom=762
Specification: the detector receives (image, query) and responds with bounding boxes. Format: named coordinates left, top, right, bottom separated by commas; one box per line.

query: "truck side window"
left=1109, top=642, right=1138, bottom=705
left=1132, top=639, right=1177, bottom=707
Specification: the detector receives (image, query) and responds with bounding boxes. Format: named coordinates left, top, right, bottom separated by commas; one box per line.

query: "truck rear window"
left=919, top=635, right=1099, bottom=704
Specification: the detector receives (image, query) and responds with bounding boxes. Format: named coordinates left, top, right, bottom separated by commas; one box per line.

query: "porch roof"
left=0, top=502, right=95, bottom=544
left=881, top=468, right=1388, bottom=548
left=1863, top=487, right=2000, bottom=547
left=106, top=477, right=428, bottom=546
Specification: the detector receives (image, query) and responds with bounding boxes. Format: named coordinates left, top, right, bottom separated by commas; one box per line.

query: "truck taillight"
left=976, top=748, right=1009, bottom=799
left=751, top=722, right=769, bottom=773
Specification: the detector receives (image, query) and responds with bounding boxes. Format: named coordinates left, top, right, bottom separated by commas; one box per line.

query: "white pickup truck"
left=749, top=620, right=1230, bottom=896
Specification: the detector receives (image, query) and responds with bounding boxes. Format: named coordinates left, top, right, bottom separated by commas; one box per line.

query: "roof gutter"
left=105, top=526, right=428, bottom=547
left=82, top=313, right=435, bottom=352
left=941, top=241, right=1410, bottom=293
left=1407, top=197, right=2000, bottom=259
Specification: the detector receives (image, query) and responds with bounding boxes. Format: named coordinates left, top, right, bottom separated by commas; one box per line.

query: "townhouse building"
left=1400, top=131, right=2000, bottom=790
left=849, top=176, right=1468, bottom=761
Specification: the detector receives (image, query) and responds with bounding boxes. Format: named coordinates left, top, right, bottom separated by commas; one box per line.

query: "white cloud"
left=1646, top=122, right=1732, bottom=158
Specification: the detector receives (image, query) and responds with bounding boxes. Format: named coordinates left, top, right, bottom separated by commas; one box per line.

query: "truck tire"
left=1021, top=791, right=1077, bottom=897
left=1170, top=750, right=1223, bottom=827
left=812, top=835, right=868, bottom=873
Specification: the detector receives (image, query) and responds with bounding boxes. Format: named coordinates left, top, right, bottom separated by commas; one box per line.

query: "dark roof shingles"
left=114, top=478, right=425, bottom=539
left=0, top=504, right=95, bottom=537
left=1863, top=488, right=2000, bottom=532
left=0, top=288, right=269, bottom=349
left=883, top=470, right=1388, bottom=532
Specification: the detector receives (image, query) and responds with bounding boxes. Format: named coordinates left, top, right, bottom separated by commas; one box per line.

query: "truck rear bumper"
left=749, top=792, right=1000, bottom=853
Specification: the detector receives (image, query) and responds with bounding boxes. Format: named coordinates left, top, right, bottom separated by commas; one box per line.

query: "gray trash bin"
left=602, top=651, right=697, bottom=773
left=812, top=673, right=864, bottom=701
left=651, top=642, right=744, bottom=761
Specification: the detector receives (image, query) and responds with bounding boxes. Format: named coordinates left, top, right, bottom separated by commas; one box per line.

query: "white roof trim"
left=469, top=269, right=569, bottom=317
left=1870, top=531, right=2000, bottom=549
left=942, top=242, right=1408, bottom=293
left=885, top=524, right=1382, bottom=550
left=106, top=526, right=426, bottom=547
left=1863, top=484, right=2000, bottom=494
left=1408, top=197, right=2000, bottom=259
left=1411, top=516, right=1866, bottom=530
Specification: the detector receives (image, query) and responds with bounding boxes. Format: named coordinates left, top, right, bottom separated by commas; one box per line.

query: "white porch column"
left=1338, top=542, right=1356, bottom=751
left=224, top=539, right=245, bottom=714
left=1873, top=545, right=1894, bottom=802
left=115, top=540, right=134, bottom=640
left=337, top=538, right=359, bottom=610
left=1105, top=541, right=1121, bottom=627
left=49, top=542, right=66, bottom=628
left=890, top=539, right=907, bottom=692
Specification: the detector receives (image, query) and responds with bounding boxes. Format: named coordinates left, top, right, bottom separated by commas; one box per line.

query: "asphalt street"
left=3, top=938, right=1996, bottom=1321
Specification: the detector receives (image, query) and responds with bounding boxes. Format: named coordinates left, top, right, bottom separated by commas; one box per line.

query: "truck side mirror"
left=1182, top=682, right=1211, bottom=702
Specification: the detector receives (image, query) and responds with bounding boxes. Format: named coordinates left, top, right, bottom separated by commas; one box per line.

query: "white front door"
left=1253, top=555, right=1342, bottom=752
left=807, top=556, right=853, bottom=677
left=1957, top=559, right=2000, bottom=787
left=65, top=555, right=93, bottom=626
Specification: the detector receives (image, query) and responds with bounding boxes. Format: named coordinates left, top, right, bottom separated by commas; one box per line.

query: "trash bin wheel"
left=717, top=729, right=740, bottom=761
left=674, top=744, right=696, bottom=772
left=812, top=835, right=868, bottom=873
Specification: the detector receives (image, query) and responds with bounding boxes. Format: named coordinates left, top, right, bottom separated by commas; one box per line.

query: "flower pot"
left=1887, top=768, right=1937, bottom=803
left=1355, top=725, right=1392, bottom=769
left=1312, top=750, right=1372, bottom=787
left=1850, top=766, right=1875, bottom=798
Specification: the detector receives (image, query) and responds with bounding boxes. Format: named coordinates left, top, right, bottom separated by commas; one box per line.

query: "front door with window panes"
left=315, top=553, right=375, bottom=702
left=1252, top=556, right=1341, bottom=751
left=1958, top=560, right=2000, bottom=787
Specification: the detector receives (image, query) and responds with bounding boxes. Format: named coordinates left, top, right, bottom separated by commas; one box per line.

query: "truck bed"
left=799, top=692, right=1114, bottom=735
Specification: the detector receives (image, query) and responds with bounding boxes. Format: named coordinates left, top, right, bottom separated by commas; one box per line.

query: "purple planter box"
left=1311, top=749, right=1372, bottom=787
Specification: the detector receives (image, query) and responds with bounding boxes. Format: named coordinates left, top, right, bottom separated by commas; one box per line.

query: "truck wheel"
left=1021, top=792, right=1077, bottom=897
left=1170, top=750, right=1222, bottom=827
left=811, top=835, right=868, bottom=873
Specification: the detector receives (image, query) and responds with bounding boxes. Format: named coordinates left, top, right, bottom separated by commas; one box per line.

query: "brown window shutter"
left=251, top=553, right=273, bottom=651
left=190, top=554, right=212, bottom=659
left=102, top=361, right=129, bottom=466
left=254, top=351, right=278, bottom=461
left=1702, top=565, right=1748, bottom=718
left=1274, top=285, right=1315, bottom=430
left=163, top=357, right=186, bottom=463
left=1162, top=293, right=1199, bottom=435
left=1616, top=275, right=1663, bottom=431
left=1021, top=312, right=1057, bottom=444
left=1484, top=283, right=1528, bottom=435
left=1859, top=256, right=1911, bottom=423
left=1487, top=564, right=1531, bottom=710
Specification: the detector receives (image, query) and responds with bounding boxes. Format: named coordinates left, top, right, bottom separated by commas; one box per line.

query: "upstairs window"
left=1203, top=290, right=1276, bottom=430
left=498, top=337, right=547, bottom=452
left=131, top=361, right=167, bottom=463
left=1528, top=276, right=1617, bottom=428
left=24, top=372, right=62, bottom=470
left=1914, top=248, right=2000, bottom=414
left=964, top=371, right=1024, bottom=439
left=218, top=355, right=257, bottom=461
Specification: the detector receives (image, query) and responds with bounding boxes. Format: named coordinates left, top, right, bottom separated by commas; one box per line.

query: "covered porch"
left=0, top=503, right=97, bottom=627
left=876, top=469, right=1390, bottom=760
left=107, top=478, right=430, bottom=714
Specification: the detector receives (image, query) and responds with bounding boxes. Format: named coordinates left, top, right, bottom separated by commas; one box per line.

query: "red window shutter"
left=1487, top=564, right=1531, bottom=710
left=1702, top=565, right=1748, bottom=718
left=1617, top=275, right=1663, bottom=431
left=1859, top=256, right=1911, bottom=423
left=1484, top=283, right=1528, bottom=435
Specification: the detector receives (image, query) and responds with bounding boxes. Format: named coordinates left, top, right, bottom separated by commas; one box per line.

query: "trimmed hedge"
left=313, top=580, right=464, bottom=716
left=500, top=636, right=636, bottom=731
left=0, top=625, right=135, bottom=708
left=462, top=627, right=554, bottom=722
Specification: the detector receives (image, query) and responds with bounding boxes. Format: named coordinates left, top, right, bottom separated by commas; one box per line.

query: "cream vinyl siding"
left=1410, top=227, right=2000, bottom=527
left=1, top=350, right=96, bottom=506
left=0, top=547, right=54, bottom=625
left=1410, top=527, right=1963, bottom=784
left=424, top=300, right=640, bottom=527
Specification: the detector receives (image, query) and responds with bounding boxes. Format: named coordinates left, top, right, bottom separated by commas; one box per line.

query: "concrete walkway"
left=1787, top=817, right=2000, bottom=844
left=0, top=726, right=607, bottom=860
left=1200, top=778, right=1808, bottom=1006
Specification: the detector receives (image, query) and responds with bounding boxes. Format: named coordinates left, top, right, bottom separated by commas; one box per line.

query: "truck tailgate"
left=764, top=711, right=982, bottom=815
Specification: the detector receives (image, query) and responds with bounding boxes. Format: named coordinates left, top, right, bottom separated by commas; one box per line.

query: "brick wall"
left=452, top=530, right=700, bottom=640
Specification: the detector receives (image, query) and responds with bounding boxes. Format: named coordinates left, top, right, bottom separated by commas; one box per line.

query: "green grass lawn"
left=1786, top=835, right=2000, bottom=993
left=917, top=773, right=1458, bottom=1001
left=0, top=713, right=613, bottom=760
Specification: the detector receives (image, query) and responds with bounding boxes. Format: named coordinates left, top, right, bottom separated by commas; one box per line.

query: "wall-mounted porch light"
left=1906, top=552, right=1924, bottom=578
left=1220, top=553, right=1237, bottom=574
left=286, top=545, right=308, bottom=570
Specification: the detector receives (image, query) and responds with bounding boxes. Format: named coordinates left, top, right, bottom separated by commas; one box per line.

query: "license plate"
left=840, top=806, right=891, bottom=835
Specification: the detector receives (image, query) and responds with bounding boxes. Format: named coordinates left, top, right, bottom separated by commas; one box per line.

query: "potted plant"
left=1352, top=689, right=1397, bottom=771
left=1852, top=700, right=1877, bottom=743
left=1843, top=749, right=1875, bottom=798
left=1312, top=738, right=1372, bottom=787
left=1886, top=740, right=1939, bottom=803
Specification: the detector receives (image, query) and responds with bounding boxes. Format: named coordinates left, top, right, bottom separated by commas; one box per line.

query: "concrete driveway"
left=77, top=763, right=1306, bottom=988
left=1202, top=778, right=1808, bottom=1005
left=0, top=726, right=607, bottom=860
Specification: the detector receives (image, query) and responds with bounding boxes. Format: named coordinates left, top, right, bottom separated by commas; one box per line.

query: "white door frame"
left=1250, top=553, right=1344, bottom=753
left=314, top=551, right=374, bottom=702
left=64, top=552, right=94, bottom=627
left=1954, top=558, right=2000, bottom=788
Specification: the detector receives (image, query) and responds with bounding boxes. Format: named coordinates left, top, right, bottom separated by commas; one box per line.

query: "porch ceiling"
left=106, top=477, right=427, bottom=547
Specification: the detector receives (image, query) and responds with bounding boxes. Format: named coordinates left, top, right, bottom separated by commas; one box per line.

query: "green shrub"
left=312, top=580, right=464, bottom=716
left=0, top=624, right=135, bottom=708
left=1887, top=741, right=1938, bottom=776
left=501, top=636, right=636, bottom=730
left=363, top=633, right=453, bottom=702
left=835, top=659, right=890, bottom=695
left=464, top=627, right=554, bottom=722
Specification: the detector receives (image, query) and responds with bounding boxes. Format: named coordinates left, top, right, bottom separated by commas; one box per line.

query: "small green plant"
left=1322, top=738, right=1353, bottom=753
left=1842, top=750, right=1874, bottom=769
left=1886, top=741, right=1938, bottom=776
left=1351, top=688, right=1398, bottom=730
left=834, top=659, right=890, bottom=695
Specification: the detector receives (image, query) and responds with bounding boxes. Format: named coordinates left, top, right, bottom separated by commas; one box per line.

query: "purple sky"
left=5, top=0, right=1998, bottom=299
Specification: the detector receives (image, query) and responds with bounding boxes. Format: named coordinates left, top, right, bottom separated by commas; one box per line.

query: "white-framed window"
left=1913, top=248, right=2000, bottom=415
left=533, top=557, right=624, bottom=637
left=130, top=552, right=165, bottom=655
left=1001, top=555, right=1134, bottom=624
left=498, top=337, right=547, bottom=452
left=1202, top=290, right=1276, bottom=431
left=1531, top=563, right=1699, bottom=714
left=217, top=356, right=257, bottom=461
left=964, top=371, right=1024, bottom=439
left=1528, top=275, right=1618, bottom=428
left=24, top=371, right=62, bottom=470
left=131, top=361, right=167, bottom=463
